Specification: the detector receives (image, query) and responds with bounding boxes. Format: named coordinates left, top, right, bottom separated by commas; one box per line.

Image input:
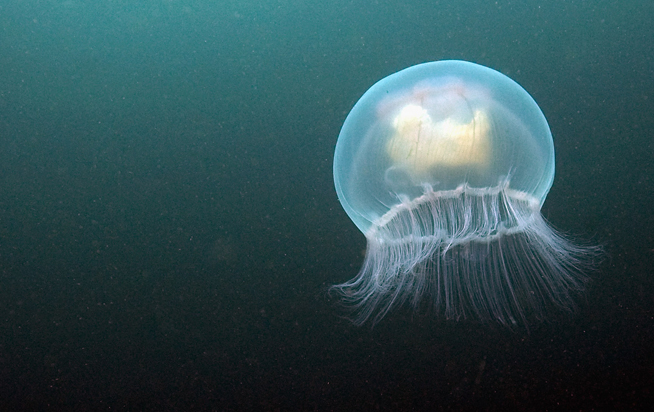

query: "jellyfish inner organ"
left=386, top=104, right=491, bottom=173
left=382, top=79, right=491, bottom=175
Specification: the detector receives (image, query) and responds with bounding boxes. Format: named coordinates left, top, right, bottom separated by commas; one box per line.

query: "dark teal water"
left=1, top=1, right=652, bottom=410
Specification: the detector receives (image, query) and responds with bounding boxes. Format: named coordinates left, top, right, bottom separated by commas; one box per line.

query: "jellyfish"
left=332, top=60, right=597, bottom=326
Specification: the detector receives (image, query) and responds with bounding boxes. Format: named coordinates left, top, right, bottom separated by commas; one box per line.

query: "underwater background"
left=1, top=0, right=652, bottom=410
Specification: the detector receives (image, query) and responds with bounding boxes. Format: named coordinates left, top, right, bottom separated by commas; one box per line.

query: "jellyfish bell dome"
left=334, top=61, right=554, bottom=234
left=332, top=60, right=596, bottom=326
